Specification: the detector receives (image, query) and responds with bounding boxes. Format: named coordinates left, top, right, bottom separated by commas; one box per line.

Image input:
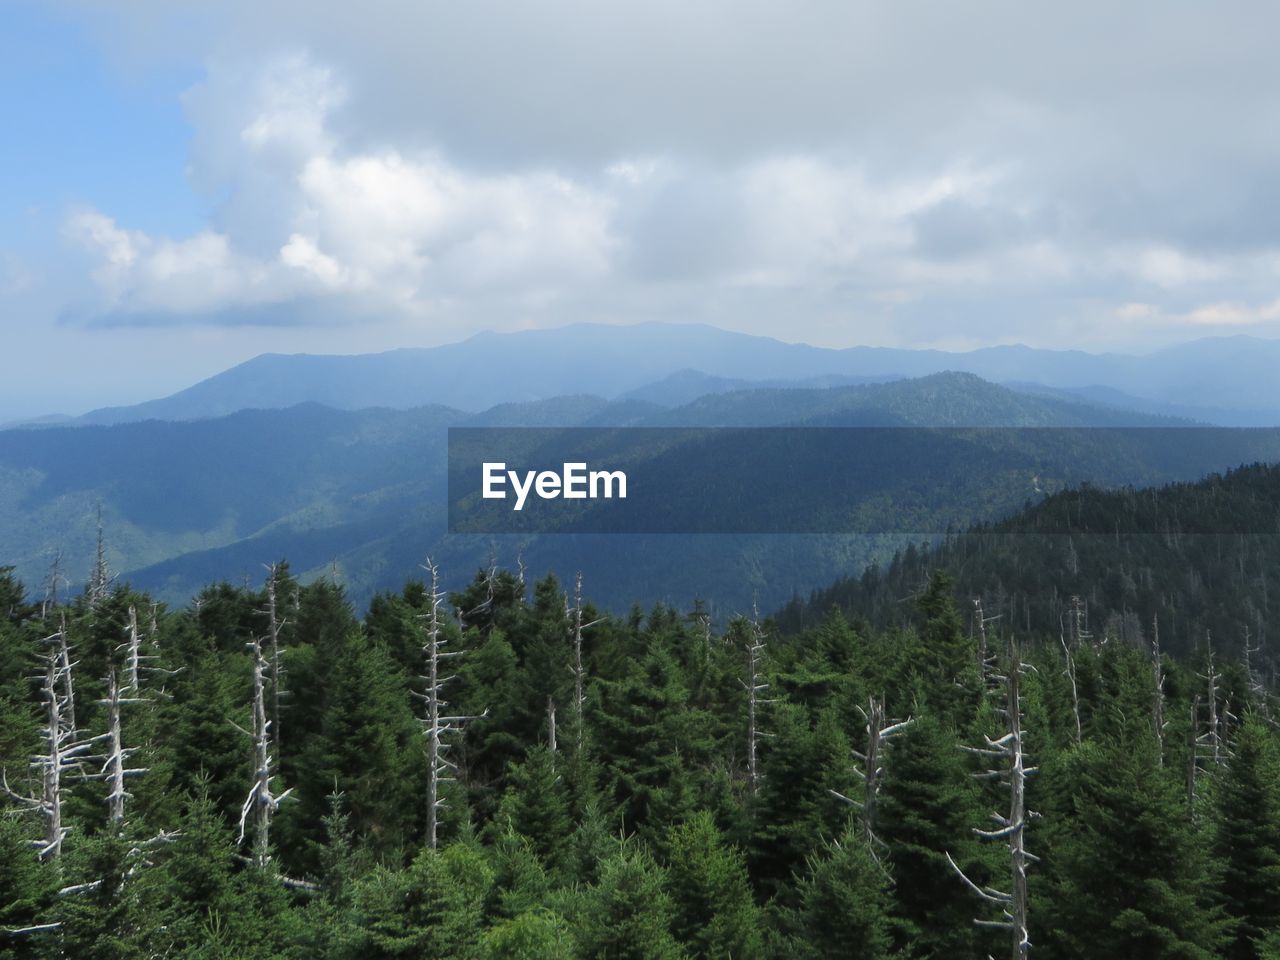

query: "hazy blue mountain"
left=3, top=372, right=1273, bottom=615
left=639, top=372, right=1194, bottom=428
left=620, top=369, right=896, bottom=407
left=1002, top=381, right=1279, bottom=426
left=57, top=323, right=1280, bottom=427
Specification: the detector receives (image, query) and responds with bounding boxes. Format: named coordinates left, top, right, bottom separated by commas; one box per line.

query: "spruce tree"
left=480, top=909, right=575, bottom=960
left=1036, top=737, right=1229, bottom=960
left=876, top=711, right=986, bottom=958
left=795, top=823, right=893, bottom=960
left=1215, top=717, right=1280, bottom=960
left=495, top=746, right=573, bottom=877
left=579, top=843, right=685, bottom=960
left=664, top=811, right=763, bottom=960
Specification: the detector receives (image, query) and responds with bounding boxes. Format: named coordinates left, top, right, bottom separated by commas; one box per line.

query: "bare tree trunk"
left=1197, top=647, right=1227, bottom=767
left=547, top=697, right=557, bottom=753
left=570, top=572, right=600, bottom=759
left=104, top=670, right=126, bottom=825
left=41, top=551, right=65, bottom=620
left=1243, top=627, right=1269, bottom=719
left=2, top=624, right=91, bottom=860
left=975, top=600, right=998, bottom=687
left=951, top=632, right=1036, bottom=959
left=1004, top=635, right=1031, bottom=959
left=420, top=559, right=481, bottom=849
left=119, top=605, right=162, bottom=695
left=834, top=695, right=912, bottom=850
left=262, top=564, right=288, bottom=749
left=743, top=606, right=772, bottom=794
left=425, top=560, right=443, bottom=850
left=1188, top=694, right=1201, bottom=804
left=1152, top=615, right=1166, bottom=763
left=1059, top=615, right=1082, bottom=744
left=90, top=504, right=110, bottom=609
left=97, top=670, right=146, bottom=827
left=236, top=633, right=290, bottom=868
left=55, top=614, right=77, bottom=739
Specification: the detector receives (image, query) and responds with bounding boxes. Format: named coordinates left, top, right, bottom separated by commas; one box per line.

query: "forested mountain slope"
left=779, top=461, right=1280, bottom=661
left=0, top=521, right=1274, bottom=957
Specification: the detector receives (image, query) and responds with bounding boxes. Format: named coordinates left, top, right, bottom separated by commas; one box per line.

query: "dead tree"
left=1243, top=627, right=1270, bottom=720
left=234, top=632, right=290, bottom=868
left=1058, top=615, right=1082, bottom=744
left=832, top=695, right=912, bottom=850
left=95, top=669, right=147, bottom=827
left=119, top=605, right=161, bottom=696
left=40, top=551, right=67, bottom=620
left=1152, top=615, right=1167, bottom=763
left=950, top=632, right=1037, bottom=959
left=260, top=564, right=290, bottom=746
left=89, top=505, right=111, bottom=609
left=569, top=572, right=602, bottom=758
left=975, top=600, right=999, bottom=688
left=547, top=697, right=558, bottom=753
left=2, top=623, right=93, bottom=860
left=691, top=599, right=713, bottom=658
left=53, top=615, right=77, bottom=738
left=743, top=606, right=773, bottom=794
left=1196, top=647, right=1229, bottom=767
left=455, top=554, right=500, bottom=633
left=420, top=559, right=481, bottom=849
left=1067, top=595, right=1092, bottom=649
left=1188, top=694, right=1202, bottom=804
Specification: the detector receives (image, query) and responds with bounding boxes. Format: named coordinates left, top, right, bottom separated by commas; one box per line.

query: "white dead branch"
left=1, top=618, right=94, bottom=860
left=234, top=632, right=291, bottom=868
left=1152, top=615, right=1167, bottom=763
left=832, top=695, right=912, bottom=851
left=949, top=632, right=1036, bottom=960
left=742, top=605, right=775, bottom=794
left=569, top=572, right=602, bottom=758
left=419, top=559, right=483, bottom=849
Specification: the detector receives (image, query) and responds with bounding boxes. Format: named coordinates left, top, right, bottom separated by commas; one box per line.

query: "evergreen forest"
left=3, top=468, right=1280, bottom=958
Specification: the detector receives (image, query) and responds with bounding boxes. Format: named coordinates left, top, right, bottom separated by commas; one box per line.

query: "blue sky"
left=5, top=1, right=1280, bottom=418
left=0, top=4, right=201, bottom=237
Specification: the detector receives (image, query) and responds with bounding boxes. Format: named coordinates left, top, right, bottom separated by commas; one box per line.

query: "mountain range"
left=16, top=323, right=1280, bottom=428
left=4, top=354, right=1279, bottom=614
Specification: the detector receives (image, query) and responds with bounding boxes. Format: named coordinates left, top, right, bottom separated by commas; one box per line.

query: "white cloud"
left=54, top=35, right=1280, bottom=347
left=70, top=55, right=618, bottom=323
left=1113, top=298, right=1280, bottom=328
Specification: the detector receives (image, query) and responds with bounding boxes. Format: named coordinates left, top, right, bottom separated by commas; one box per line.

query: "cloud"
left=69, top=55, right=618, bottom=324
left=1114, top=298, right=1280, bottom=329
left=42, top=5, right=1280, bottom=347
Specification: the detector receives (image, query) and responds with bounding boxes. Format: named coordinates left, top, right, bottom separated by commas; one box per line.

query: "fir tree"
left=794, top=823, right=893, bottom=960
left=665, top=811, right=763, bottom=960
left=1037, top=737, right=1229, bottom=960
left=1215, top=717, right=1280, bottom=960
left=579, top=843, right=685, bottom=960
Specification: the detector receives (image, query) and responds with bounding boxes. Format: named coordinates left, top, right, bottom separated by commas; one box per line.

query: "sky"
left=4, top=1, right=1280, bottom=417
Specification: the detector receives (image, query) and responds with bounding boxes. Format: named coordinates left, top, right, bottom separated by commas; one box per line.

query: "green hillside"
left=779, top=462, right=1280, bottom=660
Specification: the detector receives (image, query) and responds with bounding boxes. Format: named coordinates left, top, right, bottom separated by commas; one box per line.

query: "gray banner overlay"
left=447, top=427, right=1280, bottom=535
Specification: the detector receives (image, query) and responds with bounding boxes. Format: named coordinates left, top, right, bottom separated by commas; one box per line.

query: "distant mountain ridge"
left=40, top=323, right=1280, bottom=428
left=1, top=371, right=1271, bottom=615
